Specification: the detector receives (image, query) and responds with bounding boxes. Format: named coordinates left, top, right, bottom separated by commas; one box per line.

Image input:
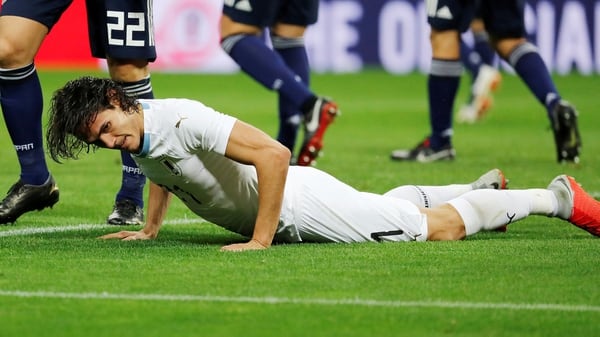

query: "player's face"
left=85, top=104, right=143, bottom=153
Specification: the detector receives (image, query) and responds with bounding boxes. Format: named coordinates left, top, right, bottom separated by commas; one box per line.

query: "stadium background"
left=36, top=0, right=600, bottom=74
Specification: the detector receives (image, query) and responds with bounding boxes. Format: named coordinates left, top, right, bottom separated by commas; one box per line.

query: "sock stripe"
left=221, top=34, right=246, bottom=54
left=271, top=35, right=305, bottom=49
left=508, top=42, right=538, bottom=67
left=120, top=77, right=153, bottom=97
left=430, top=59, right=463, bottom=77
left=0, top=64, right=36, bottom=81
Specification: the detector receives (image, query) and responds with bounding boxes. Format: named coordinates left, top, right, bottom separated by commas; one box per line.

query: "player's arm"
left=221, top=120, right=291, bottom=252
left=99, top=182, right=172, bottom=241
left=142, top=182, right=172, bottom=236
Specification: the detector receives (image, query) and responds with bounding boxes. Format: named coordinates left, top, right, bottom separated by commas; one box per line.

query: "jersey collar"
left=135, top=102, right=152, bottom=157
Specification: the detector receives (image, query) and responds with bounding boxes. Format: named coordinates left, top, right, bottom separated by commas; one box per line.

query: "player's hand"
left=220, top=239, right=268, bottom=252
left=99, top=230, right=155, bottom=241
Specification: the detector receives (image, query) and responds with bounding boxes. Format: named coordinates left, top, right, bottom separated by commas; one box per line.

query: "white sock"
left=384, top=184, right=473, bottom=208
left=448, top=189, right=557, bottom=235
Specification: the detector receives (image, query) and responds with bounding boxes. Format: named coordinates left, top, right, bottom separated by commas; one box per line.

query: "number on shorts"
left=107, top=10, right=146, bottom=47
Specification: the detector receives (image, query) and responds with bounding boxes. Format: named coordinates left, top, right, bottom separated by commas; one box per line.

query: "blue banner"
left=305, top=0, right=599, bottom=74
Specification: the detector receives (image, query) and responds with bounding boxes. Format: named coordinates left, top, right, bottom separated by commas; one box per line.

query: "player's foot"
left=470, top=168, right=509, bottom=232
left=390, top=137, right=455, bottom=163
left=457, top=64, right=501, bottom=124
left=471, top=168, right=508, bottom=190
left=0, top=175, right=60, bottom=225
left=547, top=175, right=600, bottom=236
left=457, top=96, right=493, bottom=124
left=107, top=199, right=144, bottom=226
left=550, top=100, right=581, bottom=164
left=297, top=97, right=340, bottom=166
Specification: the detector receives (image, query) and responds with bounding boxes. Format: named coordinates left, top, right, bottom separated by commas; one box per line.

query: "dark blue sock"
left=460, top=39, right=481, bottom=80
left=275, top=101, right=301, bottom=152
left=116, top=152, right=146, bottom=207
left=222, top=34, right=313, bottom=108
left=273, top=35, right=309, bottom=152
left=114, top=77, right=154, bottom=207
left=428, top=60, right=462, bottom=150
left=508, top=42, right=560, bottom=114
left=0, top=64, right=49, bottom=185
left=473, top=31, right=495, bottom=66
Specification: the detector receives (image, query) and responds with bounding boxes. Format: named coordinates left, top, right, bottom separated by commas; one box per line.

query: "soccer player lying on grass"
left=46, top=77, right=600, bottom=252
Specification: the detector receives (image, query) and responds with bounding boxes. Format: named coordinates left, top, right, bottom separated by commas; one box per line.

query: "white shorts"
left=279, top=167, right=428, bottom=243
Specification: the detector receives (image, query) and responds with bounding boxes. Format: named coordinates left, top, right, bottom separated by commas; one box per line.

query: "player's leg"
left=383, top=168, right=506, bottom=208
left=429, top=174, right=600, bottom=239
left=86, top=0, right=156, bottom=225
left=485, top=1, right=581, bottom=163
left=220, top=7, right=315, bottom=117
left=290, top=168, right=600, bottom=243
left=471, top=18, right=496, bottom=66
left=391, top=0, right=472, bottom=162
left=270, top=27, right=309, bottom=157
left=457, top=18, right=501, bottom=123
left=459, top=19, right=494, bottom=91
left=287, top=167, right=428, bottom=243
left=0, top=0, right=69, bottom=224
left=460, top=38, right=480, bottom=82
left=436, top=188, right=555, bottom=238
left=220, top=0, right=339, bottom=166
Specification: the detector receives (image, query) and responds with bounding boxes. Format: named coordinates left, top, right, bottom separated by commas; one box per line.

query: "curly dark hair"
left=46, top=76, right=139, bottom=162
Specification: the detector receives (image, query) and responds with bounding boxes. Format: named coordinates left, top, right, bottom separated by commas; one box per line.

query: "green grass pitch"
left=0, top=69, right=599, bottom=337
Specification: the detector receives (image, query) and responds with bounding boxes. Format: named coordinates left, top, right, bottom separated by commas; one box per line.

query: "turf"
left=0, top=69, right=598, bottom=337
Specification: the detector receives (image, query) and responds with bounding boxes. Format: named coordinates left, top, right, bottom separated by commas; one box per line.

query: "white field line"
left=0, top=290, right=598, bottom=312
left=2, top=221, right=600, bottom=313
left=0, top=218, right=199, bottom=238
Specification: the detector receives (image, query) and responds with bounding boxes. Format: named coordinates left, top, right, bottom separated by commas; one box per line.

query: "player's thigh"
left=426, top=0, right=474, bottom=32
left=0, top=0, right=71, bottom=65
left=298, top=191, right=427, bottom=243
left=420, top=204, right=466, bottom=241
left=222, top=0, right=283, bottom=28
left=276, top=0, right=318, bottom=27
left=85, top=0, right=156, bottom=61
left=430, top=29, right=461, bottom=58
left=479, top=0, right=526, bottom=39
left=270, top=23, right=306, bottom=39
left=290, top=168, right=427, bottom=243
left=1, top=0, right=72, bottom=29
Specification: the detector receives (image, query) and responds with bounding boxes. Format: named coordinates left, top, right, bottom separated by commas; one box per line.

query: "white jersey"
left=135, top=99, right=428, bottom=244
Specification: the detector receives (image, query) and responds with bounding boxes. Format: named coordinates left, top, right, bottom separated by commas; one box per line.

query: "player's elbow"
left=270, top=143, right=292, bottom=166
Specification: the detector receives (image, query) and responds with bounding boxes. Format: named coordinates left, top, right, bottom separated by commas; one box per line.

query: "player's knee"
left=428, top=226, right=466, bottom=241
left=220, top=15, right=261, bottom=41
left=423, top=206, right=466, bottom=241
left=0, top=36, right=32, bottom=68
left=270, top=23, right=306, bottom=38
left=492, top=37, right=527, bottom=59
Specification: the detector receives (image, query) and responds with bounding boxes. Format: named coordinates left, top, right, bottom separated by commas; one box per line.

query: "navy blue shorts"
left=86, top=0, right=156, bottom=61
left=0, top=0, right=72, bottom=30
left=1, top=0, right=156, bottom=61
left=222, top=0, right=319, bottom=28
left=427, top=0, right=526, bottom=38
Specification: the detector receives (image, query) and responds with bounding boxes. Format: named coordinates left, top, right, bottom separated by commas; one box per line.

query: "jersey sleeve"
left=178, top=99, right=237, bottom=155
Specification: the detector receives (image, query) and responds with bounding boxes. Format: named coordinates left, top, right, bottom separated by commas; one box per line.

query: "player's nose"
left=99, top=134, right=116, bottom=148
